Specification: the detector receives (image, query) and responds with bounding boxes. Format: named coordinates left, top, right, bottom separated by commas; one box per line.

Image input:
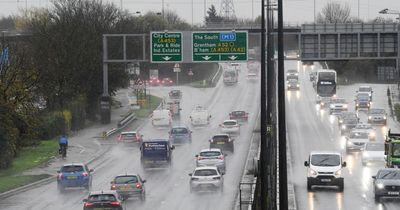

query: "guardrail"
left=102, top=112, right=137, bottom=139
left=211, top=64, right=223, bottom=85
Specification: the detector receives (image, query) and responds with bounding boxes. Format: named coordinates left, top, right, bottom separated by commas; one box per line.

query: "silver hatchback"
left=196, top=148, right=227, bottom=173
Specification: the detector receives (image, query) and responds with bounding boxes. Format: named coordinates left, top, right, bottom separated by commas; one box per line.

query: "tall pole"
left=313, top=0, right=316, bottom=23
left=252, top=0, right=254, bottom=21
left=120, top=0, right=123, bottom=10
left=260, top=0, right=267, bottom=208
left=204, top=0, right=206, bottom=23
left=192, top=0, right=194, bottom=25
left=358, top=0, right=360, bottom=20
left=162, top=0, right=165, bottom=19
left=278, top=0, right=288, bottom=208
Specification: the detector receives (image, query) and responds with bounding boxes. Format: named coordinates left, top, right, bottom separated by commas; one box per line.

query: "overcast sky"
left=0, top=0, right=399, bottom=25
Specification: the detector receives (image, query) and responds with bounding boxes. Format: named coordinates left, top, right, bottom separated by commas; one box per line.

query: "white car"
left=151, top=109, right=172, bottom=127
left=346, top=130, right=370, bottom=152
left=353, top=123, right=376, bottom=140
left=357, top=86, right=373, bottom=101
left=190, top=105, right=211, bottom=126
left=189, top=166, right=224, bottom=193
left=361, top=142, right=385, bottom=166
left=329, top=98, right=348, bottom=115
left=219, top=120, right=240, bottom=134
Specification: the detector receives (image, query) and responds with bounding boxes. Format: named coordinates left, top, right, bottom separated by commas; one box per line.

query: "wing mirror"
left=142, top=180, right=146, bottom=183
left=342, top=161, right=347, bottom=167
left=195, top=155, right=199, bottom=157
left=188, top=173, right=193, bottom=176
left=304, top=161, right=309, bottom=167
left=372, top=176, right=376, bottom=179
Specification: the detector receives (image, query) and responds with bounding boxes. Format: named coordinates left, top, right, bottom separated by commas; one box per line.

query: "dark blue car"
left=169, top=126, right=192, bottom=144
left=57, top=163, right=93, bottom=192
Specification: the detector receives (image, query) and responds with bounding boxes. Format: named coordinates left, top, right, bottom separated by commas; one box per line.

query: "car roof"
left=142, top=139, right=169, bottom=143
left=213, top=133, right=230, bottom=137
left=200, top=148, right=222, bottom=153
left=223, top=119, right=238, bottom=123
left=89, top=190, right=118, bottom=196
left=121, top=131, right=137, bottom=134
left=62, top=163, right=85, bottom=167
left=359, top=85, right=371, bottom=88
left=172, top=125, right=189, bottom=129
left=115, top=173, right=139, bottom=177
left=194, top=166, right=219, bottom=171
left=310, top=151, right=342, bottom=156
left=350, top=129, right=370, bottom=134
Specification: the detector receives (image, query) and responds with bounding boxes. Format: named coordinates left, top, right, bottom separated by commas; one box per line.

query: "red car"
left=117, top=131, right=143, bottom=143
left=161, top=78, right=174, bottom=86
left=147, top=78, right=160, bottom=86
left=229, top=111, right=249, bottom=122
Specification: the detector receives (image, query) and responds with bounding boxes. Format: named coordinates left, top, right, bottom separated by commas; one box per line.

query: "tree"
left=316, top=2, right=351, bottom=23
left=205, top=5, right=223, bottom=25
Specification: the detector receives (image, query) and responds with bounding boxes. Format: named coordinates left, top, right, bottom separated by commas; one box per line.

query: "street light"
left=379, top=8, right=400, bottom=22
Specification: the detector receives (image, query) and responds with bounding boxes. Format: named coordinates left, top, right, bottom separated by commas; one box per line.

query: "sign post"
left=192, top=31, right=248, bottom=62
left=151, top=32, right=182, bottom=63
left=173, top=63, right=181, bottom=86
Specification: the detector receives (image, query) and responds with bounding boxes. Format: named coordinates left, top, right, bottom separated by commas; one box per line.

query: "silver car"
left=361, top=143, right=385, bottom=166
left=373, top=168, right=400, bottom=202
left=189, top=166, right=224, bottom=193
left=196, top=148, right=227, bottom=173
left=346, top=130, right=370, bottom=153
left=368, top=108, right=387, bottom=125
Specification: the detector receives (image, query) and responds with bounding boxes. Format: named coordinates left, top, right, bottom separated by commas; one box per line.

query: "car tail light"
left=136, top=183, right=142, bottom=189
left=218, top=155, right=224, bottom=160
left=157, top=80, right=160, bottom=83
left=84, top=202, right=94, bottom=207
left=197, top=156, right=203, bottom=160
left=213, top=177, right=221, bottom=180
left=57, top=173, right=63, bottom=179
left=117, top=135, right=122, bottom=141
left=111, top=184, right=116, bottom=190
left=110, top=201, right=121, bottom=206
left=170, top=81, right=173, bottom=83
left=82, top=172, right=89, bottom=177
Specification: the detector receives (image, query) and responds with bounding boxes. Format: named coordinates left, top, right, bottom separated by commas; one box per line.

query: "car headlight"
left=339, top=120, right=343, bottom=123
left=370, top=131, right=376, bottom=137
left=347, top=141, right=354, bottom=146
left=368, top=116, right=372, bottom=120
left=356, top=104, right=359, bottom=106
left=335, top=170, right=342, bottom=176
left=384, top=116, right=387, bottom=120
left=321, top=102, right=325, bottom=106
left=296, top=84, right=299, bottom=87
left=342, top=125, right=346, bottom=129
left=376, top=183, right=384, bottom=189
left=309, top=169, right=317, bottom=176
left=369, top=93, right=372, bottom=96
left=343, top=104, right=348, bottom=109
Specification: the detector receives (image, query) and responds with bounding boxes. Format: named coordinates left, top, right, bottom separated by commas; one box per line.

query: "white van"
left=151, top=109, right=172, bottom=126
left=190, top=105, right=211, bottom=126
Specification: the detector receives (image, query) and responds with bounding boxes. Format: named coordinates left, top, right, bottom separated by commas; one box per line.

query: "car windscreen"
left=194, top=169, right=218, bottom=176
left=200, top=151, right=221, bottom=157
left=369, top=109, right=385, bottom=114
left=311, top=154, right=340, bottom=166
left=171, top=128, right=188, bottom=134
left=232, top=111, right=245, bottom=116
left=377, top=170, right=400, bottom=179
left=114, top=176, right=138, bottom=184
left=359, top=87, right=371, bottom=92
left=357, top=94, right=370, bottom=100
left=212, top=136, right=229, bottom=142
left=121, top=133, right=136, bottom=138
left=223, top=121, right=237, bottom=126
left=344, top=118, right=358, bottom=124
left=88, top=194, right=116, bottom=202
left=224, top=71, right=236, bottom=77
left=61, top=165, right=84, bottom=173
left=332, top=99, right=346, bottom=103
left=287, top=69, right=297, bottom=74
left=365, top=143, right=384, bottom=151
left=349, top=132, right=369, bottom=139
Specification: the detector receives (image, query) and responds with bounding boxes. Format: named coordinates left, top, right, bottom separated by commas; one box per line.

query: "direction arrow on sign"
left=162, top=56, right=172, bottom=61
left=202, top=56, right=211, bottom=60
left=228, top=55, right=238, bottom=60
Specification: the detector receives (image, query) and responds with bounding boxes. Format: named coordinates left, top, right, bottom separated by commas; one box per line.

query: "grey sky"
left=0, top=0, right=399, bottom=25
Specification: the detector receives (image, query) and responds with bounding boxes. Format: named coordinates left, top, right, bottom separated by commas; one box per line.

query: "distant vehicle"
left=57, top=163, right=94, bottom=192
left=223, top=70, right=239, bottom=85
left=316, top=69, right=337, bottom=98
left=328, top=98, right=348, bottom=115
left=384, top=130, right=400, bottom=168
left=117, top=131, right=143, bottom=143
left=230, top=62, right=241, bottom=71
left=316, top=96, right=332, bottom=108
left=302, top=61, right=314, bottom=66
left=189, top=166, right=224, bottom=193
left=353, top=123, right=376, bottom=140
left=340, top=116, right=359, bottom=135
left=247, top=72, right=258, bottom=82
left=229, top=111, right=249, bottom=122
left=147, top=78, right=160, bottom=86
left=169, top=126, right=192, bottom=144
left=219, top=120, right=240, bottom=134
left=372, top=168, right=400, bottom=202
left=190, top=105, right=211, bottom=126
left=247, top=61, right=260, bottom=74
left=304, top=151, right=346, bottom=192
left=110, top=174, right=146, bottom=201
left=368, top=108, right=387, bottom=125
left=357, top=86, right=373, bottom=101
left=161, top=77, right=174, bottom=86
left=163, top=98, right=181, bottom=117
left=169, top=90, right=182, bottom=101
left=361, top=142, right=385, bottom=166
left=337, top=112, right=358, bottom=126
left=140, top=139, right=175, bottom=168
left=83, top=190, right=123, bottom=210
left=286, top=69, right=299, bottom=80
left=209, top=134, right=234, bottom=153
left=346, top=130, right=370, bottom=153
left=195, top=148, right=227, bottom=173
left=286, top=79, right=300, bottom=90
left=151, top=109, right=172, bottom=127
left=355, top=93, right=371, bottom=110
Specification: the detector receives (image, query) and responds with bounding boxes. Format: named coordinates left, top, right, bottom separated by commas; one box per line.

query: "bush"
left=38, top=111, right=71, bottom=140
left=394, top=103, right=400, bottom=122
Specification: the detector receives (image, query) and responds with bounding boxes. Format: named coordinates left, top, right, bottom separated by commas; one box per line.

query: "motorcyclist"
left=59, top=134, right=68, bottom=157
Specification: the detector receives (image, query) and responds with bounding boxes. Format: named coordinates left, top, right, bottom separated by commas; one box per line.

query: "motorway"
left=0, top=63, right=260, bottom=210
left=287, top=60, right=400, bottom=210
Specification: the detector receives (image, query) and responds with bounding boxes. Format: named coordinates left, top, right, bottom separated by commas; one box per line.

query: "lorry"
left=223, top=69, right=238, bottom=85
left=140, top=139, right=175, bottom=168
left=384, top=130, right=400, bottom=168
left=163, top=98, right=181, bottom=117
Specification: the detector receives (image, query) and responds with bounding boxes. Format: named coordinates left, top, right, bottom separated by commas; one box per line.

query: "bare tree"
left=316, top=2, right=351, bottom=23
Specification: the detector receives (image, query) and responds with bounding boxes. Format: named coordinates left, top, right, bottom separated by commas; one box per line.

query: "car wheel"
left=374, top=194, right=380, bottom=203
left=338, top=180, right=344, bottom=192
left=307, top=181, right=312, bottom=191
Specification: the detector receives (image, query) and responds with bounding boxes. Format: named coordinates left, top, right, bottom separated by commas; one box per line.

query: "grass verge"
left=0, top=140, right=58, bottom=193
left=133, top=95, right=162, bottom=118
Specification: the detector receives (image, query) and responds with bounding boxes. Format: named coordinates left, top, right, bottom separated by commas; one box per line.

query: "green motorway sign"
left=192, top=31, right=248, bottom=62
left=151, top=32, right=182, bottom=63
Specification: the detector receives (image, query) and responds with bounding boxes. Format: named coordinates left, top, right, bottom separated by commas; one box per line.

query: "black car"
left=373, top=168, right=400, bottom=202
left=83, top=190, right=123, bottom=210
left=169, top=90, right=182, bottom=100
left=209, top=134, right=234, bottom=153
left=355, top=93, right=371, bottom=110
